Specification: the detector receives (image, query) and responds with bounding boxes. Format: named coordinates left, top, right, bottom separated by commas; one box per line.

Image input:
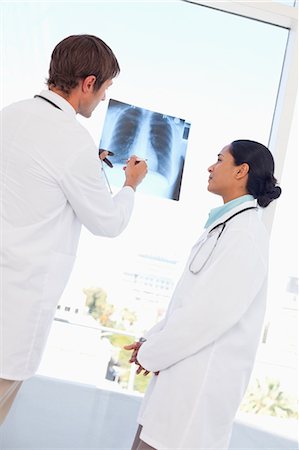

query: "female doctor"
left=125, top=139, right=281, bottom=450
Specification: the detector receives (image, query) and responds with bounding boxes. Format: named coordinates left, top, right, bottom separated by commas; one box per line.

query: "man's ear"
left=81, top=75, right=97, bottom=93
left=235, top=163, right=249, bottom=179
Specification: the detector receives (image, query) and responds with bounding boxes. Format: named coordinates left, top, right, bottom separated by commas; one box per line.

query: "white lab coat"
left=137, top=200, right=269, bottom=449
left=0, top=90, right=134, bottom=380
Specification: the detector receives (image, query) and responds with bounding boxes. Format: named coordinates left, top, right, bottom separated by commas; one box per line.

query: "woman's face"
left=207, top=145, right=241, bottom=201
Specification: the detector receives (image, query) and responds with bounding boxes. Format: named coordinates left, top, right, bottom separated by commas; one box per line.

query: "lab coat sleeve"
left=137, top=228, right=267, bottom=372
left=59, top=148, right=134, bottom=237
left=143, top=318, right=167, bottom=339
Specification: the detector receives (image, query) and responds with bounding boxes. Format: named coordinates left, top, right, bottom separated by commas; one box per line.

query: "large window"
left=1, top=0, right=297, bottom=438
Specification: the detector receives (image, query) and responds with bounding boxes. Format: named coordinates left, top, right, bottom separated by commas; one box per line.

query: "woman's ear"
left=235, top=163, right=249, bottom=179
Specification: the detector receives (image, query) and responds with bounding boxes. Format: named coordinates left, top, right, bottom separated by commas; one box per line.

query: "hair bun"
left=257, top=184, right=281, bottom=207
left=270, top=185, right=282, bottom=199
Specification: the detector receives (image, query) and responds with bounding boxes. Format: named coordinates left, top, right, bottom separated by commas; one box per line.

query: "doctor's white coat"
left=1, top=91, right=134, bottom=380
left=137, top=200, right=269, bottom=450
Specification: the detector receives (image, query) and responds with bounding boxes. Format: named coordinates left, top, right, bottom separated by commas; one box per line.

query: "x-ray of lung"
left=99, top=99, right=191, bottom=201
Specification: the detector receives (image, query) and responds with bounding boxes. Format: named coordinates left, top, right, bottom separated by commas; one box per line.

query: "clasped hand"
left=124, top=342, right=159, bottom=377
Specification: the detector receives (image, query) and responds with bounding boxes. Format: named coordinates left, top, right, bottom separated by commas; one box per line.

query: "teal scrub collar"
left=204, top=195, right=255, bottom=229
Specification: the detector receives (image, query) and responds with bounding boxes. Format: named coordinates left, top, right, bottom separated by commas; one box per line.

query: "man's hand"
left=99, top=150, right=109, bottom=161
left=123, top=155, right=148, bottom=191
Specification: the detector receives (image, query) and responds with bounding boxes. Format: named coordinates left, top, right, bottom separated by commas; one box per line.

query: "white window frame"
left=183, top=0, right=298, bottom=232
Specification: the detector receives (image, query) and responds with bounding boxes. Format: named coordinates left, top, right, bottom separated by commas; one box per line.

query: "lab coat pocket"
left=42, top=250, right=76, bottom=310
left=28, top=251, right=76, bottom=375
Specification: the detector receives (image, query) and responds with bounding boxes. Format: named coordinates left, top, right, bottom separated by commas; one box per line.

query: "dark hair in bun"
left=230, top=140, right=282, bottom=208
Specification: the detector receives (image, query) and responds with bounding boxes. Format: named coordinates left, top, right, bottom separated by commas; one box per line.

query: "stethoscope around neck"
left=188, top=206, right=257, bottom=275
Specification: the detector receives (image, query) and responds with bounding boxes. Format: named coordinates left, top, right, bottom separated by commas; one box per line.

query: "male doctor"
left=0, top=34, right=147, bottom=424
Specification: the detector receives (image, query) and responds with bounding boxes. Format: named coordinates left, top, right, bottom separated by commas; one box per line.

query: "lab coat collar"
left=38, top=90, right=77, bottom=117
left=205, top=199, right=258, bottom=233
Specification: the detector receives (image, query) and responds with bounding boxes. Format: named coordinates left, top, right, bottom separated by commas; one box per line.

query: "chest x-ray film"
left=99, top=99, right=191, bottom=201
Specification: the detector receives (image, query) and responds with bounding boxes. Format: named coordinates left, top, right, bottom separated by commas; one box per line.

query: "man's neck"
left=49, top=87, right=78, bottom=112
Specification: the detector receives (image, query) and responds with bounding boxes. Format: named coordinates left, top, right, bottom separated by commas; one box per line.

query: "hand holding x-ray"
left=123, top=155, right=148, bottom=191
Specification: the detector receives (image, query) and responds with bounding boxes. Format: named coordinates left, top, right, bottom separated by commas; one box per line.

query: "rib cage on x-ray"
left=110, top=107, right=173, bottom=181
left=150, top=112, right=173, bottom=180
left=99, top=99, right=191, bottom=200
left=110, top=107, right=143, bottom=163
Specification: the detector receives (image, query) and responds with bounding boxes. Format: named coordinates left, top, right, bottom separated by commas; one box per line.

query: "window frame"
left=183, top=0, right=298, bottom=232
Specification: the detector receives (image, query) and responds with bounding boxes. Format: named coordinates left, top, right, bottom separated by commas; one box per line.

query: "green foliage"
left=134, top=371, right=152, bottom=394
left=83, top=286, right=152, bottom=394
left=120, top=308, right=138, bottom=328
left=107, top=334, right=134, bottom=389
left=240, top=378, right=298, bottom=419
left=84, top=287, right=138, bottom=331
left=109, top=334, right=133, bottom=368
left=83, top=287, right=116, bottom=327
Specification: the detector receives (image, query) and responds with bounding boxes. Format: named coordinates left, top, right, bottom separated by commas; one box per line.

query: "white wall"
left=1, top=376, right=297, bottom=449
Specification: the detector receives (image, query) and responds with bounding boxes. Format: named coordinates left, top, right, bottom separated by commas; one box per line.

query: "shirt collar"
left=38, top=90, right=77, bottom=117
left=204, top=195, right=255, bottom=229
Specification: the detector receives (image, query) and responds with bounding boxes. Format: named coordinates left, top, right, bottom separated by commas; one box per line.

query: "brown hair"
left=47, top=34, right=120, bottom=95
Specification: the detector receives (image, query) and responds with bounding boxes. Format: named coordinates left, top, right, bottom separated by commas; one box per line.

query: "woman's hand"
left=124, top=342, right=159, bottom=376
left=124, top=341, right=142, bottom=363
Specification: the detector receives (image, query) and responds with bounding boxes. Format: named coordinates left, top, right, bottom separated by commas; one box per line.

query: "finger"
left=127, top=155, right=138, bottom=166
left=129, top=354, right=138, bottom=363
left=143, top=371, right=150, bottom=376
left=99, top=151, right=109, bottom=160
left=123, top=343, right=138, bottom=350
left=129, top=352, right=138, bottom=362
